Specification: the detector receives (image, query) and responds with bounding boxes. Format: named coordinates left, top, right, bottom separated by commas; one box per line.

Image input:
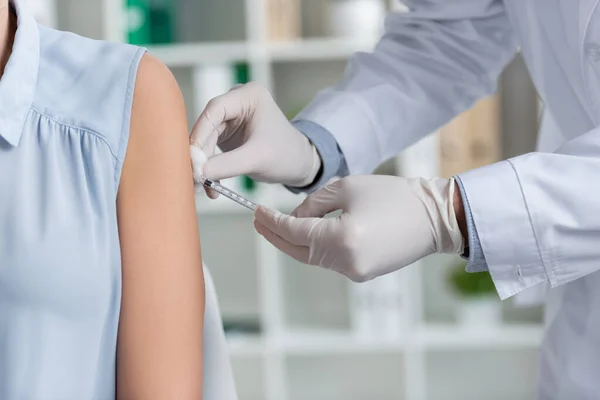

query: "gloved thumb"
left=292, top=180, right=345, bottom=218
left=202, top=146, right=258, bottom=182
left=254, top=206, right=318, bottom=246
left=190, top=145, right=208, bottom=183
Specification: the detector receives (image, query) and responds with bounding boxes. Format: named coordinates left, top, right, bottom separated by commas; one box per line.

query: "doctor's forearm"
left=293, top=3, right=517, bottom=176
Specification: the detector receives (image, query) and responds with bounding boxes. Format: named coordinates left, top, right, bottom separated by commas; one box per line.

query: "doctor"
left=191, top=1, right=600, bottom=398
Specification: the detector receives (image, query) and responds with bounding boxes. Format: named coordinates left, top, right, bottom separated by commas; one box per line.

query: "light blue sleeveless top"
left=0, top=2, right=146, bottom=398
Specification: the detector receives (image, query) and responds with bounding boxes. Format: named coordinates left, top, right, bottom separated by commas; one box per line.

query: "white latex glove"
left=190, top=82, right=321, bottom=198
left=253, top=175, right=465, bottom=282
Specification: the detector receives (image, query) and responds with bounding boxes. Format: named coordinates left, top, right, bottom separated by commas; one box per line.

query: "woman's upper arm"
left=116, top=53, right=204, bottom=399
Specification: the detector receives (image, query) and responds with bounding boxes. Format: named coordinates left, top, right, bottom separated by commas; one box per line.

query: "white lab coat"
left=297, top=1, right=600, bottom=398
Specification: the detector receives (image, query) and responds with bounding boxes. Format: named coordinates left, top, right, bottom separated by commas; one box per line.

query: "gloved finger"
left=198, top=124, right=221, bottom=157
left=190, top=145, right=208, bottom=183
left=229, top=83, right=244, bottom=91
left=204, top=182, right=220, bottom=199
left=203, top=145, right=260, bottom=182
left=199, top=130, right=224, bottom=199
left=190, top=91, right=246, bottom=147
left=189, top=144, right=220, bottom=199
left=254, top=206, right=322, bottom=246
left=292, top=180, right=345, bottom=218
left=254, top=220, right=310, bottom=264
left=194, top=180, right=220, bottom=199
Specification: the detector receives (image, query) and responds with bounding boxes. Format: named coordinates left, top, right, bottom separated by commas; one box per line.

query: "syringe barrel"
left=203, top=178, right=257, bottom=211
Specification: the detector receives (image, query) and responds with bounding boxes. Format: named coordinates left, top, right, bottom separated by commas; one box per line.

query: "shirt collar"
left=0, top=0, right=39, bottom=147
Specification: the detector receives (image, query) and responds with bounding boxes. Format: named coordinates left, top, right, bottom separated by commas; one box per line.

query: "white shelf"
left=418, top=324, right=544, bottom=349
left=227, top=334, right=267, bottom=357
left=147, top=41, right=250, bottom=67
left=225, top=324, right=544, bottom=358
left=146, top=37, right=379, bottom=67
left=268, top=37, right=378, bottom=62
left=277, top=329, right=406, bottom=355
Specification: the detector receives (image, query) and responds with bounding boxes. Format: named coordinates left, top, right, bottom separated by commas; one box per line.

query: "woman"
left=0, top=0, right=204, bottom=398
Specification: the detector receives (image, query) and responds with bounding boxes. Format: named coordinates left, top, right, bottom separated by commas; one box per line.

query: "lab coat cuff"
left=295, top=89, right=382, bottom=175
left=458, top=160, right=549, bottom=300
left=454, top=176, right=489, bottom=273
left=287, top=120, right=349, bottom=194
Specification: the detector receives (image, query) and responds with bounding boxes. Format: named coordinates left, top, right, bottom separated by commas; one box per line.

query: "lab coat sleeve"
left=458, top=127, right=600, bottom=300
left=295, top=0, right=518, bottom=175
left=455, top=176, right=489, bottom=272
left=286, top=120, right=349, bottom=194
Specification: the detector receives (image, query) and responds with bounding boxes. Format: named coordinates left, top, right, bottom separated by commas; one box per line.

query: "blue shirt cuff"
left=286, top=120, right=349, bottom=194
left=454, top=176, right=489, bottom=272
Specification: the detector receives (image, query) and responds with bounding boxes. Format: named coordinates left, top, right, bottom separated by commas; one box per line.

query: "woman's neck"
left=0, top=1, right=16, bottom=77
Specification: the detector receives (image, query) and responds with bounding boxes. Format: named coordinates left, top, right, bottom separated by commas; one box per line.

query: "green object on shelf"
left=241, top=175, right=257, bottom=193
left=234, top=63, right=251, bottom=84
left=125, top=0, right=151, bottom=45
left=149, top=0, right=175, bottom=44
left=223, top=319, right=261, bottom=335
left=234, top=64, right=254, bottom=193
left=448, top=260, right=496, bottom=298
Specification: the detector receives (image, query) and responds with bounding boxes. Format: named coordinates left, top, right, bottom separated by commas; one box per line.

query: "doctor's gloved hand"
left=254, top=175, right=466, bottom=282
left=190, top=82, right=321, bottom=198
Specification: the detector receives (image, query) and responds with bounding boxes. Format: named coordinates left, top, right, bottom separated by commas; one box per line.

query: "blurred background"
left=29, top=0, right=543, bottom=398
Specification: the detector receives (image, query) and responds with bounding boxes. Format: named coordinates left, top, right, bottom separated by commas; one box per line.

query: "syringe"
left=200, top=177, right=258, bottom=211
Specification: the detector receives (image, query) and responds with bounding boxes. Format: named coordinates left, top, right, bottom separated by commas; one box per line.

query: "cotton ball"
left=190, top=145, right=208, bottom=183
